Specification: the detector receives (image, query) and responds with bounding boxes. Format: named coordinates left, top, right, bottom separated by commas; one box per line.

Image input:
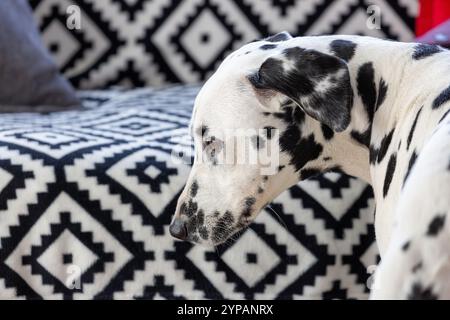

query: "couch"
left=0, top=0, right=418, bottom=299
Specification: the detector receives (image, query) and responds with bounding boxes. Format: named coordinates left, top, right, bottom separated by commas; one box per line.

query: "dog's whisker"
left=214, top=245, right=220, bottom=257
left=223, top=231, right=242, bottom=248
left=266, top=204, right=289, bottom=231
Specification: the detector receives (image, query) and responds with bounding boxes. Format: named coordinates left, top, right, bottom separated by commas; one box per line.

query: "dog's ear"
left=248, top=47, right=353, bottom=132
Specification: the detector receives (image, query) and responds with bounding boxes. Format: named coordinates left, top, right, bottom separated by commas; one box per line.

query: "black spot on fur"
left=408, top=283, right=438, bottom=300
left=257, top=187, right=264, bottom=194
left=279, top=124, right=300, bottom=152
left=265, top=31, right=292, bottom=42
left=329, top=39, right=356, bottom=62
left=398, top=140, right=402, bottom=150
left=403, top=150, right=417, bottom=187
left=190, top=181, right=198, bottom=197
left=351, top=128, right=371, bottom=148
left=407, top=107, right=422, bottom=150
left=383, top=153, right=397, bottom=197
left=370, top=128, right=395, bottom=164
left=427, top=214, right=446, bottom=237
left=402, top=240, right=410, bottom=251
left=260, top=44, right=277, bottom=50
left=439, top=108, right=450, bottom=123
left=300, top=168, right=321, bottom=180
left=278, top=165, right=285, bottom=171
left=197, top=209, right=205, bottom=225
left=244, top=197, right=256, bottom=207
left=212, top=211, right=235, bottom=244
left=321, top=123, right=334, bottom=140
left=323, top=156, right=332, bottom=161
left=199, top=226, right=208, bottom=240
left=251, top=135, right=265, bottom=150
left=433, top=84, right=450, bottom=109
left=271, top=105, right=323, bottom=172
left=377, top=129, right=395, bottom=163
left=375, top=78, right=388, bottom=112
left=262, top=175, right=269, bottom=182
left=184, top=200, right=198, bottom=217
left=357, top=62, right=377, bottom=124
left=242, top=197, right=256, bottom=217
left=280, top=128, right=323, bottom=172
left=186, top=215, right=198, bottom=234
left=412, top=43, right=442, bottom=60
left=412, top=262, right=423, bottom=273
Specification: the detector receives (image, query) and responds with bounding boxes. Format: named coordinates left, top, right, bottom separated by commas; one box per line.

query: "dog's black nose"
left=169, top=219, right=188, bottom=240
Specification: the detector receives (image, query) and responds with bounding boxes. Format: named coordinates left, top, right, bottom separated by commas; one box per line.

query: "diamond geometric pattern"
left=30, top=0, right=418, bottom=88
left=221, top=230, right=282, bottom=288
left=0, top=85, right=377, bottom=299
left=1, top=0, right=409, bottom=298
left=36, top=229, right=99, bottom=288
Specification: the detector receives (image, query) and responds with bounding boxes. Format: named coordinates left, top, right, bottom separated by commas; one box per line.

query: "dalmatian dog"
left=169, top=32, right=450, bottom=299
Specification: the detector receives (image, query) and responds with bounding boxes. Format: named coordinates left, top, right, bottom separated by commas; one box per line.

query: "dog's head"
left=170, top=32, right=354, bottom=245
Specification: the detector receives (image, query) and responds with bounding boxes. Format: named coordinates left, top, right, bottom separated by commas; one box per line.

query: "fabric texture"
left=0, top=0, right=80, bottom=107
left=0, top=85, right=377, bottom=299
left=30, top=0, right=418, bottom=89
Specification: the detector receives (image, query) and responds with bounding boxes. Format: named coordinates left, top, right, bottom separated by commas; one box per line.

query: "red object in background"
left=416, top=0, right=450, bottom=36
left=416, top=19, right=450, bottom=47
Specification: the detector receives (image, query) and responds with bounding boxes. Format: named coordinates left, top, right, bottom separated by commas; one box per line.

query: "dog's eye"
left=203, top=136, right=223, bottom=162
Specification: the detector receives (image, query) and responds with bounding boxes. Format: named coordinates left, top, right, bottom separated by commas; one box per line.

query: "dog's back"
left=372, top=109, right=450, bottom=299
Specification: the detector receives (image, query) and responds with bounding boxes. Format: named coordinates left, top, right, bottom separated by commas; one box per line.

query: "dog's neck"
left=323, top=131, right=372, bottom=183
left=295, top=36, right=415, bottom=184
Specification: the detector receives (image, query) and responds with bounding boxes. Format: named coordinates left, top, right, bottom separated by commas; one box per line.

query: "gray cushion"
left=0, top=0, right=80, bottom=107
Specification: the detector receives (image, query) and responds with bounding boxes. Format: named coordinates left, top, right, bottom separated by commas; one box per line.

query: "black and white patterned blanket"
left=30, top=0, right=417, bottom=89
left=0, top=85, right=377, bottom=299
